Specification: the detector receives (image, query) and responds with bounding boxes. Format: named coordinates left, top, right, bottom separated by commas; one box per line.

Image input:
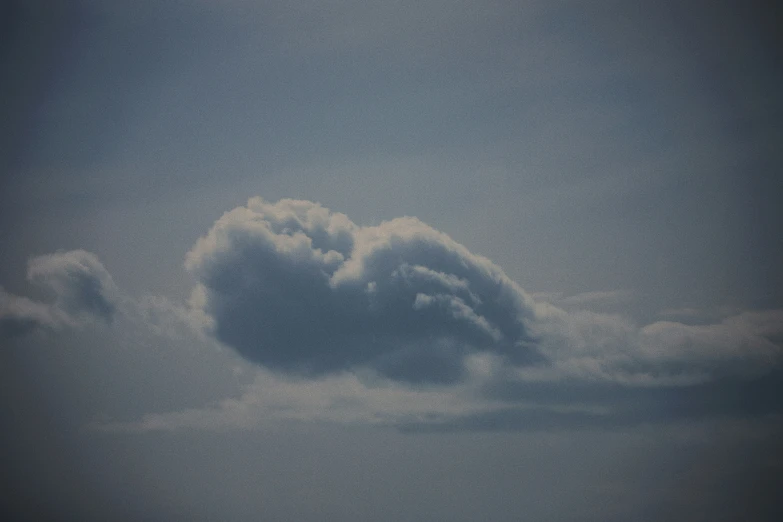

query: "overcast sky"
left=2, top=1, right=782, bottom=521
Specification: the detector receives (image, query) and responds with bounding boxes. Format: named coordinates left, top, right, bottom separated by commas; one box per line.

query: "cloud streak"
left=185, top=198, right=783, bottom=391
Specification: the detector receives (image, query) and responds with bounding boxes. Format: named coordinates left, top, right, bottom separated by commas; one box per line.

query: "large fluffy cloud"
left=1, top=250, right=118, bottom=337
left=185, top=198, right=783, bottom=388
left=186, top=197, right=542, bottom=383
left=7, top=200, right=779, bottom=432
left=2, top=199, right=772, bottom=433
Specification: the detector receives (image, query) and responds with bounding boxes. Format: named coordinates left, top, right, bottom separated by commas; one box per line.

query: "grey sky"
left=1, top=1, right=782, bottom=520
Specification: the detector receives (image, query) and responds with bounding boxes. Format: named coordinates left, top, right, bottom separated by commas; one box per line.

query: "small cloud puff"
left=1, top=250, right=118, bottom=338
left=4, top=205, right=779, bottom=432
left=0, top=288, right=61, bottom=337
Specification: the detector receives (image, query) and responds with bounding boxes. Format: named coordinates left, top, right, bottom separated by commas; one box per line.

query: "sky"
left=1, top=0, right=782, bottom=520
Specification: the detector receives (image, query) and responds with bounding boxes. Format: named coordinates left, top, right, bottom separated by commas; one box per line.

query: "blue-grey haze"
left=1, top=1, right=781, bottom=521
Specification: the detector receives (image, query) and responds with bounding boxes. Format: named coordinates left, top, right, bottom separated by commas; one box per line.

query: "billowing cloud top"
left=186, top=198, right=542, bottom=383
left=9, top=199, right=779, bottom=401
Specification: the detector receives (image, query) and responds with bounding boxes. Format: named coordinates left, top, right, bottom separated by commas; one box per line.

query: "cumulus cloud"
left=96, top=347, right=783, bottom=434
left=638, top=311, right=783, bottom=373
left=95, top=368, right=503, bottom=432
left=184, top=197, right=782, bottom=392
left=530, top=307, right=783, bottom=386
left=1, top=250, right=118, bottom=337
left=9, top=200, right=779, bottom=432
left=27, top=249, right=118, bottom=322
left=186, top=197, right=543, bottom=383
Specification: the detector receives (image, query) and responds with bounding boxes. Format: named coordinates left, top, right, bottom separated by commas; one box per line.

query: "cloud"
left=27, top=249, right=118, bottom=322
left=185, top=198, right=783, bottom=390
left=94, top=368, right=501, bottom=433
left=638, top=311, right=783, bottom=373
left=1, top=250, right=118, bottom=337
left=185, top=198, right=783, bottom=391
left=0, top=287, right=62, bottom=337
left=7, top=200, right=779, bottom=433
left=185, top=198, right=544, bottom=383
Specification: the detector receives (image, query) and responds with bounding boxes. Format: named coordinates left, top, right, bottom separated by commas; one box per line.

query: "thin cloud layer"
left=0, top=287, right=61, bottom=337
left=0, top=249, right=117, bottom=337
left=186, top=197, right=542, bottom=383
